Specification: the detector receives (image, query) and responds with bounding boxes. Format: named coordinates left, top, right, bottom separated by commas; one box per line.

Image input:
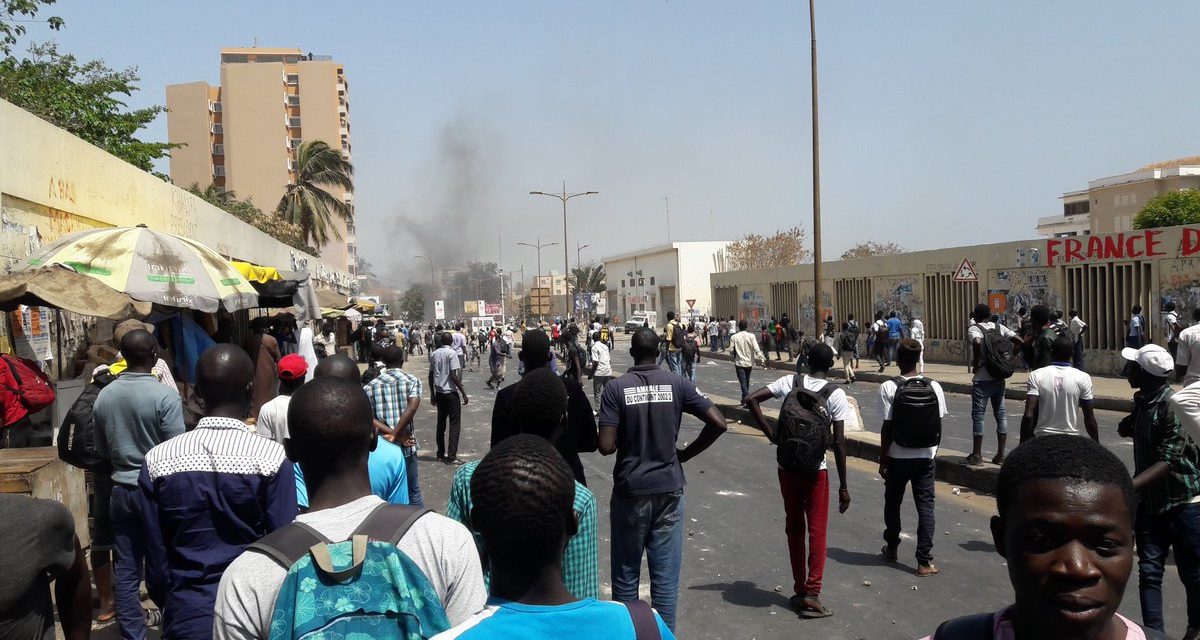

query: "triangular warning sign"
left=686, top=299, right=697, bottom=309
left=953, top=258, right=979, bottom=282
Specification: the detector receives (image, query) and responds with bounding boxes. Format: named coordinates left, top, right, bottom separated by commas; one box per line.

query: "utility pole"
left=809, top=0, right=824, bottom=339
left=517, top=237, right=559, bottom=321
left=531, top=182, right=598, bottom=321
left=665, top=196, right=671, bottom=242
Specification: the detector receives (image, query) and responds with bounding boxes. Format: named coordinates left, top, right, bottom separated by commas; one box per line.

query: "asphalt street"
left=86, top=340, right=1186, bottom=640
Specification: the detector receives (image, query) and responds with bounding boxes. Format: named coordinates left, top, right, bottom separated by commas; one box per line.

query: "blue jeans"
left=665, top=351, right=681, bottom=374
left=111, top=484, right=148, bottom=640
left=682, top=358, right=696, bottom=382
left=1136, top=502, right=1200, bottom=632
left=710, top=337, right=719, bottom=352
left=611, top=490, right=686, bottom=632
left=970, top=379, right=1008, bottom=437
left=735, top=366, right=752, bottom=400
left=404, top=448, right=423, bottom=507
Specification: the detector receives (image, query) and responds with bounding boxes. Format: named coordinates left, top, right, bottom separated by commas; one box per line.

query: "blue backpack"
left=248, top=504, right=450, bottom=640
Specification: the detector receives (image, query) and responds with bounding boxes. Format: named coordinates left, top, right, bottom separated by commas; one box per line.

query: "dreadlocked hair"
left=470, top=434, right=576, bottom=570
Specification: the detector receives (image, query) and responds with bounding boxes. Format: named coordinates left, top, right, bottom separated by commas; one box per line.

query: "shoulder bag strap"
left=933, top=613, right=994, bottom=640
left=352, top=503, right=432, bottom=545
left=246, top=521, right=330, bottom=569
left=624, top=600, right=662, bottom=640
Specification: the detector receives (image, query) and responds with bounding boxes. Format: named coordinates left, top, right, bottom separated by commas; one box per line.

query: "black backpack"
left=889, top=376, right=942, bottom=448
left=979, top=323, right=1017, bottom=379
left=681, top=336, right=698, bottom=358
left=840, top=332, right=857, bottom=352
left=775, top=376, right=837, bottom=473
left=670, top=322, right=685, bottom=349
left=875, top=323, right=891, bottom=343
left=57, top=369, right=116, bottom=470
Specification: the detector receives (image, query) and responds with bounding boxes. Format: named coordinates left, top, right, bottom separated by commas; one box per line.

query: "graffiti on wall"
left=1, top=196, right=106, bottom=273
left=1159, top=258, right=1200, bottom=320
left=873, top=275, right=923, bottom=322
left=991, top=267, right=1058, bottom=321
left=798, top=291, right=833, bottom=331
left=739, top=290, right=766, bottom=326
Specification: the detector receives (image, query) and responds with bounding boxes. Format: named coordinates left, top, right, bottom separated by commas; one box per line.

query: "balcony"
left=288, top=117, right=301, bottom=128
left=213, top=165, right=226, bottom=177
left=208, top=101, right=222, bottom=113
left=289, top=138, right=302, bottom=149
left=1035, top=213, right=1091, bottom=237
left=286, top=74, right=299, bottom=85
left=287, top=95, right=300, bottom=106
left=211, top=123, right=223, bottom=135
left=212, top=144, right=224, bottom=156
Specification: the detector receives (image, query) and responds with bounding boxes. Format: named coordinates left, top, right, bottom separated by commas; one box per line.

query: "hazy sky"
left=23, top=1, right=1200, bottom=287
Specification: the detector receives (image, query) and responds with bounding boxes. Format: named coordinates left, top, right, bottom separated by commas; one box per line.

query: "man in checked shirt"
left=364, top=345, right=426, bottom=506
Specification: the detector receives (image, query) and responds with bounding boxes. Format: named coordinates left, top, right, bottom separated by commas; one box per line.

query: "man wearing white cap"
left=1118, top=343, right=1200, bottom=637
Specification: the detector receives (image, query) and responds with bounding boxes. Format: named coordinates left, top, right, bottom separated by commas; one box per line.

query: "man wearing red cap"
left=256, top=354, right=307, bottom=444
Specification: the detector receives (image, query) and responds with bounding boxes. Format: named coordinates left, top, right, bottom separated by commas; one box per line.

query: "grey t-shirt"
left=0, top=495, right=76, bottom=640
left=430, top=346, right=462, bottom=394
left=214, top=495, right=487, bottom=639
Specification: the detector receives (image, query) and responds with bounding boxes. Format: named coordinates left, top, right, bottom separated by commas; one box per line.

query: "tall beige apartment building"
left=166, top=47, right=357, bottom=275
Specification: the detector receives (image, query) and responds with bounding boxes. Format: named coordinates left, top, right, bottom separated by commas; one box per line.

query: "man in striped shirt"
left=140, top=345, right=297, bottom=640
left=365, top=346, right=425, bottom=506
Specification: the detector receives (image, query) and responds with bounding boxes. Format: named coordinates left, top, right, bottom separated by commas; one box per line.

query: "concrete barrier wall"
left=711, top=226, right=1200, bottom=375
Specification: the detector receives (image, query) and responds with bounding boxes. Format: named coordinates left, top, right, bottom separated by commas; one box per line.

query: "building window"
left=620, top=279, right=625, bottom=288
left=649, top=276, right=655, bottom=285
left=638, top=278, right=645, bottom=287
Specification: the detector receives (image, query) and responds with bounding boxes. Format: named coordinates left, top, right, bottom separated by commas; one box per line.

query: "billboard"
left=434, top=299, right=445, bottom=320
left=464, top=300, right=479, bottom=316
left=485, top=303, right=502, bottom=316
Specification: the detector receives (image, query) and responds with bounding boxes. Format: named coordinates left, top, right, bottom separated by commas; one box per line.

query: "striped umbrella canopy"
left=25, top=225, right=258, bottom=313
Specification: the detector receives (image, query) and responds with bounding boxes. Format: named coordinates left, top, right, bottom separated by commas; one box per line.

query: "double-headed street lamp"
left=530, top=182, right=597, bottom=321
left=517, top=237, right=559, bottom=320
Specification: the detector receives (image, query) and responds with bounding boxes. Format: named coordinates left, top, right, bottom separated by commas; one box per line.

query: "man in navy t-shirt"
left=598, top=327, right=728, bottom=632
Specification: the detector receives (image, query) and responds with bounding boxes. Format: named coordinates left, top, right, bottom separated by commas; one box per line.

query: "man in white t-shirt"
left=878, top=339, right=946, bottom=577
left=1175, top=308, right=1200, bottom=386
left=254, top=354, right=307, bottom=444
left=588, top=331, right=612, bottom=410
left=1164, top=301, right=1182, bottom=361
left=743, top=344, right=850, bottom=619
left=213, top=377, right=486, bottom=639
left=1067, top=309, right=1088, bottom=370
left=966, top=303, right=1019, bottom=466
left=1020, top=335, right=1099, bottom=443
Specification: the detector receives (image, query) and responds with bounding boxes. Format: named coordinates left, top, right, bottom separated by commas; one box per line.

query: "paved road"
left=86, top=341, right=1186, bottom=640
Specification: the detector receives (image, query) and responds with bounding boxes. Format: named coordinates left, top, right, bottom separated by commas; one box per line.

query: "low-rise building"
left=603, top=241, right=731, bottom=324
left=1040, top=156, right=1200, bottom=237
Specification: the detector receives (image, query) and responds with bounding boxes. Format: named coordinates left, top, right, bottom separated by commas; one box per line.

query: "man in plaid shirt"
left=445, top=366, right=599, bottom=599
left=364, top=346, right=425, bottom=506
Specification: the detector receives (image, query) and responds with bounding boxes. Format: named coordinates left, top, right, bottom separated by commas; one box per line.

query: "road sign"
left=686, top=299, right=696, bottom=309
left=529, top=287, right=552, bottom=315
left=953, top=258, right=979, bottom=282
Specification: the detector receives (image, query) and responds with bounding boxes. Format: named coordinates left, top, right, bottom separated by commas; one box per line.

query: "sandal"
left=965, top=453, right=983, bottom=466
left=916, top=563, right=940, bottom=577
left=789, top=595, right=834, bottom=619
left=991, top=453, right=1006, bottom=465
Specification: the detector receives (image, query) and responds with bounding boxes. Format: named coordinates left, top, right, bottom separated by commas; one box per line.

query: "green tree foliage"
left=569, top=262, right=606, bottom=293
left=449, top=261, right=501, bottom=303
left=0, top=42, right=175, bottom=174
left=1133, top=189, right=1200, bottom=230
left=276, top=140, right=355, bottom=247
left=187, top=183, right=319, bottom=256
left=397, top=283, right=426, bottom=321
left=840, top=240, right=905, bottom=260
left=0, top=0, right=62, bottom=56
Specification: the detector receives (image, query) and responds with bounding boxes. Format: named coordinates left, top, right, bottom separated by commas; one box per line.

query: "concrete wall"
left=712, top=226, right=1200, bottom=374
left=0, top=97, right=351, bottom=290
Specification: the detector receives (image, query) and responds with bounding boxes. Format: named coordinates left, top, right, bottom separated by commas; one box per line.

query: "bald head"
left=120, top=329, right=158, bottom=369
left=196, top=344, right=254, bottom=410
left=314, top=354, right=361, bottom=383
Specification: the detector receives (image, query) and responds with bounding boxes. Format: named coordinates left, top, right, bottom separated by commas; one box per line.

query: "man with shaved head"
left=140, top=344, right=297, bottom=640
left=93, top=329, right=185, bottom=640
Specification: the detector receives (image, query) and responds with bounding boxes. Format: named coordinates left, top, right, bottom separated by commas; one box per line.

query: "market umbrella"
left=0, top=264, right=152, bottom=319
left=26, top=225, right=258, bottom=313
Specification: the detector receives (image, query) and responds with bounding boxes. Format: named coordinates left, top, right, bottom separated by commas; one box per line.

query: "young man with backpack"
left=597, top=327, right=728, bottom=632
left=968, top=303, right=1020, bottom=466
left=872, top=311, right=890, bottom=372
left=434, top=435, right=674, bottom=640
left=839, top=322, right=858, bottom=383
left=664, top=311, right=684, bottom=374
left=1127, top=304, right=1149, bottom=350
left=214, top=377, right=487, bottom=639
left=743, top=343, right=851, bottom=619
left=886, top=311, right=904, bottom=365
left=877, top=339, right=946, bottom=577
left=1069, top=309, right=1089, bottom=370
left=681, top=327, right=700, bottom=383
left=1025, top=305, right=1062, bottom=371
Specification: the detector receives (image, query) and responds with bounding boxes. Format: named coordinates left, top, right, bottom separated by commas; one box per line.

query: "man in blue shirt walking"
left=886, top=311, right=904, bottom=367
left=93, top=330, right=185, bottom=640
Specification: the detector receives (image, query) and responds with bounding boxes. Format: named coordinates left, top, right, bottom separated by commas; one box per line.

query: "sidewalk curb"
left=711, top=395, right=1001, bottom=496
left=696, top=348, right=1134, bottom=413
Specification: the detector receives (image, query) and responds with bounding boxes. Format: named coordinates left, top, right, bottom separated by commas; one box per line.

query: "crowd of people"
left=2, top=299, right=1200, bottom=639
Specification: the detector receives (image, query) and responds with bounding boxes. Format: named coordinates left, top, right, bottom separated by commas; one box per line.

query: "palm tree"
left=569, top=262, right=606, bottom=294
left=276, top=140, right=354, bottom=247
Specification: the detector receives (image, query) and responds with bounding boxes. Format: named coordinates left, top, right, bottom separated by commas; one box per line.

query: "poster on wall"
left=9, top=305, right=52, bottom=363
left=434, top=300, right=445, bottom=321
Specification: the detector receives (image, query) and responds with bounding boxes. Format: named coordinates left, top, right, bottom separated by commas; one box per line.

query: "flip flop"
left=799, top=605, right=833, bottom=619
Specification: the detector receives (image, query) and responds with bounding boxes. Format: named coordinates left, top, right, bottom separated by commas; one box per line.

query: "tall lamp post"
left=531, top=182, right=597, bottom=322
left=576, top=243, right=591, bottom=318
left=809, top=0, right=824, bottom=339
left=517, top=237, right=558, bottom=321
left=414, top=255, right=435, bottom=320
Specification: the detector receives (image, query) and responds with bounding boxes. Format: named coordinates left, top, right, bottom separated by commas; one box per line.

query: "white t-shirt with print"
left=967, top=321, right=1016, bottom=382
left=1026, top=364, right=1095, bottom=437
left=1165, top=311, right=1181, bottom=343
left=1068, top=316, right=1087, bottom=343
left=590, top=342, right=612, bottom=377
left=878, top=376, right=947, bottom=459
left=767, top=374, right=849, bottom=471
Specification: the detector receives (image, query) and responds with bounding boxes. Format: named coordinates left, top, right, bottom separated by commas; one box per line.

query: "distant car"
left=625, top=316, right=648, bottom=333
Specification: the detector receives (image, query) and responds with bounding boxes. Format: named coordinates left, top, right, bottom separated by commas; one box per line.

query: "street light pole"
left=576, top=242, right=590, bottom=270
left=414, top=255, right=435, bottom=320
left=517, top=237, right=559, bottom=321
left=809, top=0, right=824, bottom=339
left=531, top=182, right=597, bottom=322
